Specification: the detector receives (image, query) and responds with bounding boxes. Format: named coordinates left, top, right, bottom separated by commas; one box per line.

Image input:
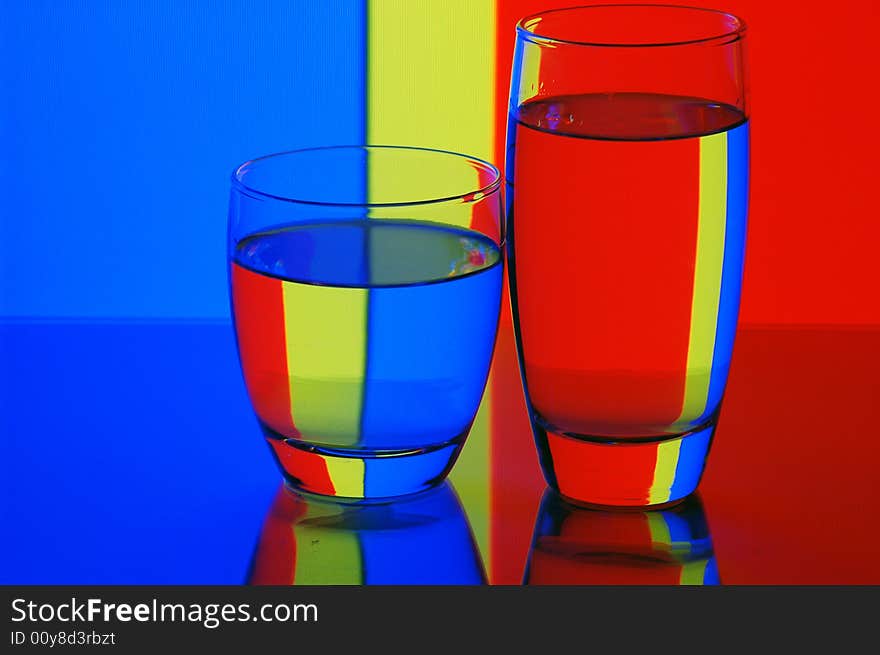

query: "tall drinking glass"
left=229, top=146, right=503, bottom=500
left=507, top=5, right=749, bottom=507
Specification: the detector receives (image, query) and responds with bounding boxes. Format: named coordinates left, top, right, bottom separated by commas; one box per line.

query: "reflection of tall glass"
left=524, top=490, right=719, bottom=585
left=506, top=5, right=750, bottom=507
left=248, top=482, right=486, bottom=585
left=229, top=146, right=503, bottom=499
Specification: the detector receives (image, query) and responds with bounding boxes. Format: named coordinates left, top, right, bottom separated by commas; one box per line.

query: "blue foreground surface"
left=0, top=320, right=278, bottom=584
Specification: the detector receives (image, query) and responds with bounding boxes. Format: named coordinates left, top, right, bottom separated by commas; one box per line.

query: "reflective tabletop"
left=2, top=319, right=878, bottom=584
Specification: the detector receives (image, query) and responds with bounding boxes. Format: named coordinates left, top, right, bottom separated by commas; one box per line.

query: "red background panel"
left=495, top=0, right=880, bottom=326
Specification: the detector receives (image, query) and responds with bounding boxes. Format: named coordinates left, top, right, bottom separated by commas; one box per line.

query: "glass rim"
left=231, top=144, right=502, bottom=208
left=516, top=3, right=748, bottom=49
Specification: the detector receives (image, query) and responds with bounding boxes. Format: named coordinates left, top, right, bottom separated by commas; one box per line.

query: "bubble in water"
left=450, top=238, right=490, bottom=276
left=546, top=103, right=562, bottom=130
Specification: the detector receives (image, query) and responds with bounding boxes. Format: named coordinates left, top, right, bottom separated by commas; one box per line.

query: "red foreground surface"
left=489, top=323, right=880, bottom=584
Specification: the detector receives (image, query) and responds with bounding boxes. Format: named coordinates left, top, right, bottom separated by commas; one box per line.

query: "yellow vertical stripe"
left=449, top=379, right=492, bottom=564
left=646, top=511, right=672, bottom=549
left=282, top=284, right=368, bottom=448
left=293, top=513, right=363, bottom=585
left=324, top=457, right=366, bottom=498
left=367, top=0, right=495, bottom=160
left=679, top=559, right=709, bottom=586
left=367, top=0, right=496, bottom=567
left=676, top=132, right=728, bottom=428
left=649, top=439, right=682, bottom=504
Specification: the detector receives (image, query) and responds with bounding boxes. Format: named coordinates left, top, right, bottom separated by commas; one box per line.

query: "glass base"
left=263, top=432, right=465, bottom=500
left=533, top=420, right=716, bottom=508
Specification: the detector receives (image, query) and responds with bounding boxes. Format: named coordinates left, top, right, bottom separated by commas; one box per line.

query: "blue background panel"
left=0, top=1, right=365, bottom=319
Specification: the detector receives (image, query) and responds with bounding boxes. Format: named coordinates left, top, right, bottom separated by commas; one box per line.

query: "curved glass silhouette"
left=506, top=5, right=749, bottom=507
left=229, top=146, right=503, bottom=499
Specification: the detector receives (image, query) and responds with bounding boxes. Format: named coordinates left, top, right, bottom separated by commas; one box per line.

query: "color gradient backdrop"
left=2, top=1, right=877, bottom=583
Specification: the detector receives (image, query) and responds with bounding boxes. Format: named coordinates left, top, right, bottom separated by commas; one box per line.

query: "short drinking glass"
left=229, top=146, right=503, bottom=499
left=507, top=5, right=749, bottom=507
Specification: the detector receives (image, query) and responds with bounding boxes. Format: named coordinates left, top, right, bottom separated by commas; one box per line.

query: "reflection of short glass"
left=507, top=5, right=750, bottom=507
left=524, top=490, right=719, bottom=585
left=247, top=482, right=485, bottom=585
left=229, top=146, right=503, bottom=499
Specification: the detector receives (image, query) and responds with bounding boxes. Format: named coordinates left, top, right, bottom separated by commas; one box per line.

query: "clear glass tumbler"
left=506, top=5, right=749, bottom=507
left=229, top=146, right=503, bottom=500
